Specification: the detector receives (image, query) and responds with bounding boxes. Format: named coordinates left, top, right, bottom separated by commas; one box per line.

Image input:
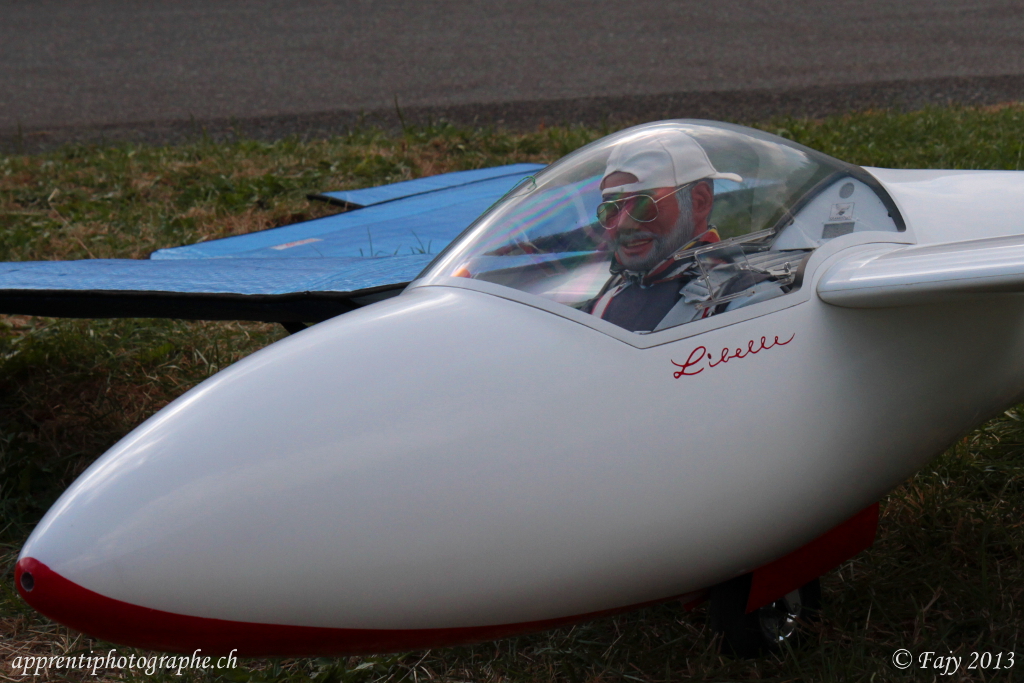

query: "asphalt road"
left=3, top=0, right=1024, bottom=149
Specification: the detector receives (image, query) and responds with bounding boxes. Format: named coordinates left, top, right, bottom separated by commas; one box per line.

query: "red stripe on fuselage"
left=15, top=557, right=691, bottom=656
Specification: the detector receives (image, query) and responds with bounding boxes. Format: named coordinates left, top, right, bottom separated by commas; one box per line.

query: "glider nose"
left=12, top=286, right=635, bottom=652
left=13, top=285, right=722, bottom=655
left=14, top=557, right=109, bottom=642
left=16, top=557, right=64, bottom=620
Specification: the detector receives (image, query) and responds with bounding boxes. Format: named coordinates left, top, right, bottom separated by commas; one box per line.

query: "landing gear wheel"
left=709, top=574, right=820, bottom=657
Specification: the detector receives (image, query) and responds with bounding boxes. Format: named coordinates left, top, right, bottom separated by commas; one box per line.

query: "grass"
left=2, top=106, right=1024, bottom=681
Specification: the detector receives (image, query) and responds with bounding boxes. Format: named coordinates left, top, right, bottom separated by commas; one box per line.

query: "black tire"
left=709, top=574, right=821, bottom=658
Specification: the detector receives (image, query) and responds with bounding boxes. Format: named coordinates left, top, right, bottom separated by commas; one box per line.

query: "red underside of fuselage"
left=14, top=504, right=879, bottom=655
left=14, top=557, right=687, bottom=656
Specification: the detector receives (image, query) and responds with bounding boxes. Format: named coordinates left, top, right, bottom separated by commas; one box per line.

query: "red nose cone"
left=14, top=557, right=192, bottom=651
left=13, top=556, right=258, bottom=654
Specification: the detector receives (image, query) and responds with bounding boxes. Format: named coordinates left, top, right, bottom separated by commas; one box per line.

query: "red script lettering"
left=671, top=333, right=795, bottom=378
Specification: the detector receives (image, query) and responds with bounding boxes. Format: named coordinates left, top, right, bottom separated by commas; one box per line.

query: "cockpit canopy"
left=420, top=121, right=903, bottom=334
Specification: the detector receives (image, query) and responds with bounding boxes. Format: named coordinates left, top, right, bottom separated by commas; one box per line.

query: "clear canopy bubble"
left=420, top=121, right=903, bottom=334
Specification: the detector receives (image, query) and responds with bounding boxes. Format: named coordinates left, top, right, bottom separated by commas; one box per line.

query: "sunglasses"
left=596, top=184, right=692, bottom=229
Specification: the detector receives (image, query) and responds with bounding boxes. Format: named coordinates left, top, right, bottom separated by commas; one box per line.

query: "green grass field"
left=2, top=107, right=1024, bottom=682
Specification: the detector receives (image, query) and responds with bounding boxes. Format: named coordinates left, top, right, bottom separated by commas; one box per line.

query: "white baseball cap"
left=602, top=130, right=742, bottom=196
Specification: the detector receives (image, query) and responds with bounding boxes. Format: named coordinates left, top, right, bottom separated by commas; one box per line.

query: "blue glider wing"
left=0, top=164, right=544, bottom=322
left=307, top=164, right=544, bottom=209
left=0, top=256, right=433, bottom=322
left=151, top=165, right=544, bottom=261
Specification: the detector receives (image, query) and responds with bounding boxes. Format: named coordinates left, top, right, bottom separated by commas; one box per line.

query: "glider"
left=13, top=120, right=1024, bottom=657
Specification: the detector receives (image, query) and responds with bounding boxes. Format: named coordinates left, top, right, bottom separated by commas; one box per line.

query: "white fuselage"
left=17, top=169, right=1024, bottom=644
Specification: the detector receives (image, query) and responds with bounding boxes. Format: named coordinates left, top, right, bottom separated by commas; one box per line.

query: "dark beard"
left=613, top=230, right=675, bottom=272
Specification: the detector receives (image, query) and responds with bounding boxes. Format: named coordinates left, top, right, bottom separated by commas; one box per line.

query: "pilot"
left=584, top=131, right=743, bottom=333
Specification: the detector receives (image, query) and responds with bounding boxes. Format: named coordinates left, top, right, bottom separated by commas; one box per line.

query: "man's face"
left=600, top=171, right=694, bottom=272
